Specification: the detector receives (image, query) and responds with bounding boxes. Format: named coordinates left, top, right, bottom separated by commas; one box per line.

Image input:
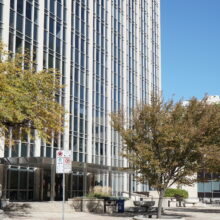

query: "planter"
left=133, top=215, right=185, bottom=220
left=68, top=197, right=104, bottom=213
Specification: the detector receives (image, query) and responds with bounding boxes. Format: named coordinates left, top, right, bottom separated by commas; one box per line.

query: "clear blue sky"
left=161, top=0, right=220, bottom=101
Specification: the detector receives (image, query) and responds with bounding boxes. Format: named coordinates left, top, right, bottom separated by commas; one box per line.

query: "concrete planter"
left=68, top=197, right=116, bottom=214
left=133, top=215, right=185, bottom=220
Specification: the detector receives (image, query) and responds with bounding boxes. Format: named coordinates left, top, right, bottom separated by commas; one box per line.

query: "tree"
left=111, top=96, right=220, bottom=218
left=0, top=43, right=64, bottom=142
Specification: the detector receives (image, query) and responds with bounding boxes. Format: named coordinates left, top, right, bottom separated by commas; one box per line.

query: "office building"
left=0, top=0, right=161, bottom=201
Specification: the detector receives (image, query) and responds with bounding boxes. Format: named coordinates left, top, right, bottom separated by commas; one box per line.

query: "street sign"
left=56, top=150, right=72, bottom=174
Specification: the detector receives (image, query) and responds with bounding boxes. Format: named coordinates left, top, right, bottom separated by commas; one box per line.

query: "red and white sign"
left=56, top=150, right=72, bottom=174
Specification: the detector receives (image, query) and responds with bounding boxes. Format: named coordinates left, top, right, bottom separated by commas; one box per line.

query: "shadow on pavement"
left=91, top=210, right=192, bottom=219
left=3, top=203, right=31, bottom=218
left=168, top=207, right=220, bottom=214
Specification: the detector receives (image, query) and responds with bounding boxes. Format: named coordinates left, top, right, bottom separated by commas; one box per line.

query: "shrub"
left=87, top=186, right=112, bottom=198
left=164, top=188, right=188, bottom=199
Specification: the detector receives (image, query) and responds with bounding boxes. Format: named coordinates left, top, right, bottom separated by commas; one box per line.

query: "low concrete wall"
left=68, top=198, right=116, bottom=214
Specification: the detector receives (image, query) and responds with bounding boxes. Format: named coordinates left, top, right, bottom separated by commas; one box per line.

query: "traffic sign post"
left=56, top=150, right=72, bottom=220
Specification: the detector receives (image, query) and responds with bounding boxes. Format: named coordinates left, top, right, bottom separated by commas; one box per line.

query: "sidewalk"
left=1, top=203, right=220, bottom=220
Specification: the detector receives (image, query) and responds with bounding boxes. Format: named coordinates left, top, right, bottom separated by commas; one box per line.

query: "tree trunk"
left=157, top=189, right=165, bottom=218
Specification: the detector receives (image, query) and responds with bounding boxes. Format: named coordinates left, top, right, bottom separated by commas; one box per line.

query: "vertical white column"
left=157, top=0, right=162, bottom=94
left=147, top=0, right=153, bottom=101
left=0, top=132, right=5, bottom=157
left=122, top=0, right=128, bottom=193
left=87, top=0, right=94, bottom=163
left=136, top=0, right=141, bottom=102
left=63, top=0, right=71, bottom=151
left=1, top=0, right=10, bottom=49
left=34, top=0, right=44, bottom=156
left=106, top=0, right=112, bottom=167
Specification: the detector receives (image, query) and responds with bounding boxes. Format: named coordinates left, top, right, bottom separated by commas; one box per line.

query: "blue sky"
left=161, top=0, right=220, bottom=101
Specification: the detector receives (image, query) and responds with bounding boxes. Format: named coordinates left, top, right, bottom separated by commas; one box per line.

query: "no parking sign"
left=56, top=150, right=72, bottom=173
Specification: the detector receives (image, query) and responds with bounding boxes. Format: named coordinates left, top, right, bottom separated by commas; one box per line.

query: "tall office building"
left=0, top=0, right=161, bottom=201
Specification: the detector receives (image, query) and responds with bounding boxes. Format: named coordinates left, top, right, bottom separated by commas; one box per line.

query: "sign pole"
left=56, top=150, right=72, bottom=220
left=62, top=172, right=65, bottom=220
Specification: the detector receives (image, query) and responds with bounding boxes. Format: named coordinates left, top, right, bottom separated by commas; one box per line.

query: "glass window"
left=0, top=4, right=2, bottom=22
left=76, top=2, right=80, bottom=17
left=57, top=2, right=61, bottom=19
left=26, top=2, right=32, bottom=20
left=75, top=35, right=79, bottom=49
left=30, top=144, right=34, bottom=157
left=48, top=54, right=54, bottom=68
left=49, top=17, right=54, bottom=33
left=75, top=17, right=79, bottom=32
left=50, top=0, right=54, bottom=14
left=56, top=23, right=61, bottom=38
left=73, top=152, right=78, bottom=161
left=12, top=143, right=19, bottom=157
left=34, top=7, right=38, bottom=23
left=80, top=85, right=84, bottom=100
left=9, top=10, right=15, bottom=28
left=75, top=68, right=79, bottom=82
left=25, top=19, right=32, bottom=37
left=21, top=143, right=28, bottom=157
left=73, top=137, right=77, bottom=151
left=49, top=34, right=54, bottom=50
left=34, top=24, right=38, bottom=41
left=9, top=33, right=14, bottom=51
left=45, top=0, right=48, bottom=10
left=17, top=0, right=23, bottom=14
left=16, top=36, right=22, bottom=52
left=56, top=38, right=61, bottom=54
left=46, top=147, right=51, bottom=157
left=10, top=170, right=18, bottom=189
left=10, top=0, right=15, bottom=9
left=16, top=14, right=23, bottom=32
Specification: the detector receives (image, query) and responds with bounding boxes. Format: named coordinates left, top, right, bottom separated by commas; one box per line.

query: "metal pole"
left=62, top=173, right=65, bottom=220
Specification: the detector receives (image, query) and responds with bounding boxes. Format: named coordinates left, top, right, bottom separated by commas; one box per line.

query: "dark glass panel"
left=25, top=19, right=32, bottom=37
left=46, top=147, right=51, bottom=157
left=9, top=10, right=15, bottom=28
left=20, top=170, right=27, bottom=189
left=16, top=14, right=23, bottom=32
left=21, top=143, right=28, bottom=157
left=49, top=17, right=54, bottom=33
left=34, top=7, right=38, bottom=23
left=10, top=170, right=18, bottom=189
left=12, top=143, right=19, bottom=157
left=10, top=0, right=15, bottom=9
left=17, top=0, right=23, bottom=14
left=50, top=0, right=54, bottom=14
left=8, top=32, right=14, bottom=51
left=26, top=2, right=32, bottom=20
left=49, top=34, right=54, bottom=50
left=57, top=2, right=61, bottom=18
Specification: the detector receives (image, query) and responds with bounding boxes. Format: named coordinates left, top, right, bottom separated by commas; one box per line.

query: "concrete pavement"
left=1, top=202, right=220, bottom=220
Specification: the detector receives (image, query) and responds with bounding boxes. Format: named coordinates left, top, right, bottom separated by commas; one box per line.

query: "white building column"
left=33, top=0, right=44, bottom=157
left=63, top=0, right=71, bottom=151
left=147, top=0, right=153, bottom=100
left=106, top=0, right=112, bottom=167
left=1, top=0, right=10, bottom=49
left=136, top=0, right=141, bottom=102
left=0, top=134, right=5, bottom=157
left=122, top=0, right=129, bottom=194
left=87, top=0, right=94, bottom=163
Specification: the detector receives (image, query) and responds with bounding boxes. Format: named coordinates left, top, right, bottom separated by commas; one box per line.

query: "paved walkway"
left=1, top=203, right=220, bottom=220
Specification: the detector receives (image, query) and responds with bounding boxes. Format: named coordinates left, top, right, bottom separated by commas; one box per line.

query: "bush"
left=164, top=188, right=188, bottom=200
left=87, top=186, right=112, bottom=199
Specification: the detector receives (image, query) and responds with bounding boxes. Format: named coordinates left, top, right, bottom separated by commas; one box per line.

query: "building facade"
left=0, top=0, right=161, bottom=201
